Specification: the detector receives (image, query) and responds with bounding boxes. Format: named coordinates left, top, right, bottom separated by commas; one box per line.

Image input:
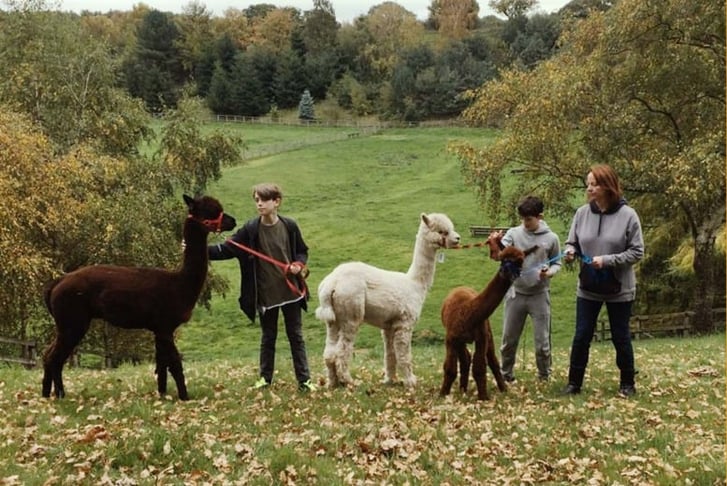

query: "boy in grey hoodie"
left=490, top=196, right=561, bottom=382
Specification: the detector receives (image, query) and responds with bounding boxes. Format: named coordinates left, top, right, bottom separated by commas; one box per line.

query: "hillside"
left=179, top=124, right=578, bottom=364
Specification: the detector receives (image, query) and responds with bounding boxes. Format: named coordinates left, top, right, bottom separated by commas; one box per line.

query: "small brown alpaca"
left=42, top=195, right=236, bottom=400
left=440, top=244, right=532, bottom=400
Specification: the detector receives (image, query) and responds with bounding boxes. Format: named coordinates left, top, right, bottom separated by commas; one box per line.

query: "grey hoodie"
left=564, top=199, right=644, bottom=302
left=502, top=220, right=561, bottom=295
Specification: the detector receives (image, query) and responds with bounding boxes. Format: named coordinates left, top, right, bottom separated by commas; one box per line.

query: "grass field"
left=179, top=123, right=578, bottom=363
left=2, top=123, right=724, bottom=484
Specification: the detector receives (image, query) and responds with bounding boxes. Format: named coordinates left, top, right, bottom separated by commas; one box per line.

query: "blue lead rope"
left=520, top=250, right=593, bottom=276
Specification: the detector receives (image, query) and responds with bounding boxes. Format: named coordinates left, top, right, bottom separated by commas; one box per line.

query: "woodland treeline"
left=0, top=0, right=723, bottom=356
left=1, top=0, right=594, bottom=121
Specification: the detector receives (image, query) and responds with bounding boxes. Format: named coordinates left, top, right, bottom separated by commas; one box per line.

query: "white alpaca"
left=315, top=213, right=461, bottom=388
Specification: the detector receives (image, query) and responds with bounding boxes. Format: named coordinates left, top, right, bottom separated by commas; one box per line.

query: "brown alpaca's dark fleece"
left=440, top=246, right=529, bottom=400
left=42, top=195, right=236, bottom=400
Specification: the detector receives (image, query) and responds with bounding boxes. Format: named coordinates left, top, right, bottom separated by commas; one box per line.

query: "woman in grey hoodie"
left=561, top=164, right=644, bottom=397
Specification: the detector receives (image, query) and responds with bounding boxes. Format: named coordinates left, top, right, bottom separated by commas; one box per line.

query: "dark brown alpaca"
left=440, top=245, right=532, bottom=400
left=42, top=195, right=236, bottom=400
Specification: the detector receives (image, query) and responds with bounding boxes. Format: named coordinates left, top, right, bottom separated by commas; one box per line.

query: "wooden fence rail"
left=594, top=308, right=726, bottom=342
left=469, top=226, right=511, bottom=238
left=0, top=336, right=38, bottom=368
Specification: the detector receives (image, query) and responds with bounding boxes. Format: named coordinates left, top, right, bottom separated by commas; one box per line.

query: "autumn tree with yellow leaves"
left=453, top=0, right=725, bottom=330
left=0, top=2, right=242, bottom=354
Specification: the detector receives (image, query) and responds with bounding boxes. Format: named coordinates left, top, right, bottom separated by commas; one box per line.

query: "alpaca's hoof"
left=381, top=376, right=397, bottom=385
left=402, top=376, right=417, bottom=388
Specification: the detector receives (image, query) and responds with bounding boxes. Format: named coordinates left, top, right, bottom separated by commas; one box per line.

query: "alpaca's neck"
left=468, top=273, right=513, bottom=324
left=406, top=227, right=438, bottom=290
left=180, top=220, right=209, bottom=295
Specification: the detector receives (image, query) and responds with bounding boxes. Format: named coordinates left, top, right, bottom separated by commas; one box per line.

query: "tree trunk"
left=690, top=225, right=721, bottom=333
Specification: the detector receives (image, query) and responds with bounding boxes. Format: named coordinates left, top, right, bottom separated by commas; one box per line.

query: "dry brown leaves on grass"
left=0, top=337, right=724, bottom=485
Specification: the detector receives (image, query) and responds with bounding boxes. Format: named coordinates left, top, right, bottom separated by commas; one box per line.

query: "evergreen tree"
left=122, top=9, right=184, bottom=113
left=196, top=33, right=239, bottom=97
left=206, top=62, right=233, bottom=114
left=298, top=89, right=315, bottom=120
left=230, top=53, right=269, bottom=116
left=275, top=50, right=307, bottom=108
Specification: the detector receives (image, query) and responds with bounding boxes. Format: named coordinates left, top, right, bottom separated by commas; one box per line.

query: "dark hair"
left=517, top=196, right=544, bottom=217
left=252, top=183, right=283, bottom=201
left=589, top=164, right=622, bottom=206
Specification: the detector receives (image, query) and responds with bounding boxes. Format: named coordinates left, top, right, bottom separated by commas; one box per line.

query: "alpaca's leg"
left=485, top=320, right=507, bottom=392
left=440, top=341, right=458, bottom=396
left=334, top=322, right=357, bottom=386
left=392, top=323, right=416, bottom=387
left=381, top=328, right=398, bottom=384
left=42, top=318, right=90, bottom=398
left=323, top=322, right=341, bottom=388
left=154, top=335, right=169, bottom=396
left=154, top=334, right=188, bottom=400
left=42, top=337, right=64, bottom=398
left=168, top=341, right=188, bottom=401
left=472, top=334, right=489, bottom=400
left=458, top=345, right=472, bottom=393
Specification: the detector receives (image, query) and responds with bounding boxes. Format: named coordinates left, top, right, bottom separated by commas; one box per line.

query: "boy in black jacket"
left=209, top=183, right=315, bottom=392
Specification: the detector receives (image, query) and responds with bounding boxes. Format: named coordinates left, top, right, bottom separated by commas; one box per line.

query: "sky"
left=58, top=0, right=572, bottom=23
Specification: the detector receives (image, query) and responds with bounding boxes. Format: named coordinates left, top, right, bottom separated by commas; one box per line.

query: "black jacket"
left=208, top=215, right=309, bottom=322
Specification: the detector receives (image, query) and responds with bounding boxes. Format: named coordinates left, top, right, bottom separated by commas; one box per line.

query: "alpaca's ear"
left=421, top=213, right=430, bottom=227
left=183, top=194, right=194, bottom=209
left=523, top=245, right=539, bottom=257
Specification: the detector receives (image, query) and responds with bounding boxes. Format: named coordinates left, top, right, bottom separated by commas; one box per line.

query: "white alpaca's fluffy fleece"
left=315, top=213, right=460, bottom=388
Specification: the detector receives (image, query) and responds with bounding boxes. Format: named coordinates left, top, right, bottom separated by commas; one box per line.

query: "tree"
left=228, top=51, right=270, bottom=116
left=206, top=61, right=233, bottom=113
left=197, top=33, right=240, bottom=98
left=298, top=89, right=315, bottom=120
left=0, top=2, right=244, bottom=353
left=210, top=7, right=250, bottom=49
left=385, top=39, right=495, bottom=120
left=362, top=2, right=424, bottom=79
left=275, top=49, right=308, bottom=108
left=454, top=0, right=725, bottom=329
left=248, top=7, right=298, bottom=54
left=123, top=9, right=184, bottom=113
left=507, top=13, right=560, bottom=69
left=157, top=95, right=244, bottom=195
left=488, top=0, right=537, bottom=19
left=0, top=6, right=151, bottom=154
left=175, top=0, right=214, bottom=91
left=302, top=0, right=341, bottom=100
left=302, top=0, right=339, bottom=54
left=429, top=0, right=479, bottom=39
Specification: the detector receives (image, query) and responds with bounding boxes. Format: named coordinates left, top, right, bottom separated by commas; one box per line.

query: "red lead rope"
left=225, top=239, right=308, bottom=297
left=450, top=241, right=491, bottom=250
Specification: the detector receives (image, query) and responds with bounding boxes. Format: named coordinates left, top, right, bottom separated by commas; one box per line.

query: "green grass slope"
left=181, top=125, right=576, bottom=369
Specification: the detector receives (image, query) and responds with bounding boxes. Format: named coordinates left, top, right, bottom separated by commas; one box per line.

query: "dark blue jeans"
left=259, top=301, right=310, bottom=384
left=567, top=297, right=635, bottom=388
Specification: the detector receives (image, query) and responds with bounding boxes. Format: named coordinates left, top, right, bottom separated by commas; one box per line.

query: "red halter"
left=189, top=212, right=224, bottom=232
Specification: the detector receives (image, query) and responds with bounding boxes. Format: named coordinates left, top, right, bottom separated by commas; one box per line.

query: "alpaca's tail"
left=314, top=278, right=337, bottom=323
left=43, top=277, right=63, bottom=316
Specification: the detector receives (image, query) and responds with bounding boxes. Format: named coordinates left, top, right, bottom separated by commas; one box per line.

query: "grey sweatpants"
left=500, top=289, right=552, bottom=380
